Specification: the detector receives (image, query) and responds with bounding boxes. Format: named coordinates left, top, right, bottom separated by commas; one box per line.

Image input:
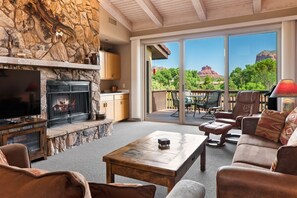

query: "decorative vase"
left=90, top=53, right=100, bottom=65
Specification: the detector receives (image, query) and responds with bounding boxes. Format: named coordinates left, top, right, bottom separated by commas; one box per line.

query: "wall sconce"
left=270, top=79, right=297, bottom=113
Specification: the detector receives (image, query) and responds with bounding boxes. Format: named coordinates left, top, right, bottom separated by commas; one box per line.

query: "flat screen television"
left=0, top=69, right=41, bottom=120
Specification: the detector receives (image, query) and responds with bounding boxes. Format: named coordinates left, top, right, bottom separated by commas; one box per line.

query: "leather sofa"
left=0, top=144, right=205, bottom=198
left=217, top=116, right=297, bottom=198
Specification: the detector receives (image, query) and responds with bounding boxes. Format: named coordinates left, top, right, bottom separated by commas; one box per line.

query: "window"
left=229, top=32, right=277, bottom=91
left=185, top=37, right=224, bottom=91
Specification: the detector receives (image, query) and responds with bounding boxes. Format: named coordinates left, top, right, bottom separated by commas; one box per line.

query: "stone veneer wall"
left=0, top=0, right=100, bottom=61
left=0, top=0, right=101, bottom=119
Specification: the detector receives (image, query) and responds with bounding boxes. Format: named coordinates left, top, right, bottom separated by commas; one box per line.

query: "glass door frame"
left=142, top=25, right=281, bottom=125
left=143, top=40, right=186, bottom=124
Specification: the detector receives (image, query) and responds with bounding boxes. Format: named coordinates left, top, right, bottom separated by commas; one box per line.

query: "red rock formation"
left=256, top=50, right=276, bottom=62
left=198, top=65, right=222, bottom=78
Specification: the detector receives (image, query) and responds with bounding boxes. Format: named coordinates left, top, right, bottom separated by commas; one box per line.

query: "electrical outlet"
left=122, top=83, right=125, bottom=88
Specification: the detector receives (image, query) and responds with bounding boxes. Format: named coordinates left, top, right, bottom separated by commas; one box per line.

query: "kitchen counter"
left=100, top=90, right=129, bottom=96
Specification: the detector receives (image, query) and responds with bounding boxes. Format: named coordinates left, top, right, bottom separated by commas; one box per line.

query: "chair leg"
left=201, top=110, right=215, bottom=119
left=225, top=133, right=240, bottom=144
left=204, top=132, right=225, bottom=147
left=170, top=105, right=180, bottom=117
left=219, top=133, right=227, bottom=146
left=170, top=110, right=178, bottom=117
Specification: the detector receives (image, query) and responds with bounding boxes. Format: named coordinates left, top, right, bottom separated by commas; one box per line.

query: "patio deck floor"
left=145, top=109, right=215, bottom=126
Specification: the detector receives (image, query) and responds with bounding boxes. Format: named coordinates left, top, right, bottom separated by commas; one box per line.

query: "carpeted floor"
left=32, top=121, right=237, bottom=198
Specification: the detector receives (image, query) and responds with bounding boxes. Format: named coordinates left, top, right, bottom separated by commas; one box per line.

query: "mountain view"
left=255, top=50, right=276, bottom=63
left=198, top=65, right=222, bottom=78
left=152, top=50, right=276, bottom=91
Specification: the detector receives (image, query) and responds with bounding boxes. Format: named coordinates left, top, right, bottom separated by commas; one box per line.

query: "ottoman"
left=199, top=121, right=233, bottom=147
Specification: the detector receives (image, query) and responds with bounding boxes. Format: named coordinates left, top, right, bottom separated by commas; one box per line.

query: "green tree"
left=202, top=75, right=215, bottom=90
left=229, top=59, right=276, bottom=91
left=185, top=70, right=201, bottom=90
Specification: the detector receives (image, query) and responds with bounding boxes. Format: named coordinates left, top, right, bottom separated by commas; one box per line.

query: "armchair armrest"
left=217, top=166, right=297, bottom=198
left=214, top=112, right=233, bottom=119
left=241, top=116, right=260, bottom=135
left=166, top=180, right=205, bottom=198
left=0, top=144, right=30, bottom=168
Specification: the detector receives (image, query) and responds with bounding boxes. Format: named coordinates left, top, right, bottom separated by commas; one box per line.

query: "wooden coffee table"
left=103, top=131, right=207, bottom=192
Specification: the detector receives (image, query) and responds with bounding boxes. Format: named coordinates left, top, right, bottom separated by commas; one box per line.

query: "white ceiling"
left=100, top=0, right=297, bottom=32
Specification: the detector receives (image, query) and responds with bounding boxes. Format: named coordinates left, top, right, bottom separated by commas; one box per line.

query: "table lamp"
left=270, top=79, right=297, bottom=113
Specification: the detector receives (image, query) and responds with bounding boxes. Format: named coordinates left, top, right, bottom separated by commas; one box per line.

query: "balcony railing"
left=152, top=90, right=269, bottom=112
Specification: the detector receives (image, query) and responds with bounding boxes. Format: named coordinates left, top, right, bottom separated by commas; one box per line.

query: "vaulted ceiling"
left=100, top=0, right=297, bottom=32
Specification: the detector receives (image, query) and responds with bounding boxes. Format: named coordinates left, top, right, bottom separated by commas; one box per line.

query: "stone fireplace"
left=0, top=64, right=101, bottom=122
left=0, top=62, right=113, bottom=156
left=0, top=0, right=113, bottom=156
left=46, top=80, right=91, bottom=128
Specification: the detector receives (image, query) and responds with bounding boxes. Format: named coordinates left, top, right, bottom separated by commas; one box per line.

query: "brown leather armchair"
left=0, top=144, right=205, bottom=198
left=0, top=143, right=31, bottom=168
left=215, top=91, right=260, bottom=129
left=214, top=91, right=260, bottom=142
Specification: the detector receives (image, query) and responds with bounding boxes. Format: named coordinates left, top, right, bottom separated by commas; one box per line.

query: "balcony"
left=147, top=90, right=269, bottom=125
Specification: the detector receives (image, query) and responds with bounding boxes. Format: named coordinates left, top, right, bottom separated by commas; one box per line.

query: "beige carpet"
left=32, top=121, right=237, bottom=198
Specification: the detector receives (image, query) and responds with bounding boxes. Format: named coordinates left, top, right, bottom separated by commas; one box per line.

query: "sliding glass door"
left=183, top=37, right=224, bottom=124
left=228, top=32, right=277, bottom=111
left=145, top=42, right=181, bottom=123
left=144, top=30, right=278, bottom=125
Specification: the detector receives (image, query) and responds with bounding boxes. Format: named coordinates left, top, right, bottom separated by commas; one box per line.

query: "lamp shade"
left=270, top=79, right=297, bottom=97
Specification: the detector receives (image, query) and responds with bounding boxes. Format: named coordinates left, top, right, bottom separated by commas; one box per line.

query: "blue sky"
left=152, top=32, right=277, bottom=76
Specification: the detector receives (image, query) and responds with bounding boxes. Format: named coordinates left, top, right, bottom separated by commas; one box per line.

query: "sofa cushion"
left=89, top=182, right=156, bottom=198
left=0, top=164, right=91, bottom=198
left=232, top=144, right=277, bottom=169
left=232, top=162, right=268, bottom=171
left=280, top=107, right=297, bottom=145
left=255, top=109, right=287, bottom=142
left=0, top=150, right=8, bottom=165
left=238, top=134, right=282, bottom=149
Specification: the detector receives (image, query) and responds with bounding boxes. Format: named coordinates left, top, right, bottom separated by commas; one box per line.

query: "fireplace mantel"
left=0, top=57, right=100, bottom=70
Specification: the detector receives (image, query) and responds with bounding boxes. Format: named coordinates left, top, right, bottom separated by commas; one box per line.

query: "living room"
left=1, top=0, right=297, bottom=198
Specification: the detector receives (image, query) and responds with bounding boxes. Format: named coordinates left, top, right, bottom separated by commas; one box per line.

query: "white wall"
left=115, top=44, right=131, bottom=91
left=100, top=6, right=131, bottom=44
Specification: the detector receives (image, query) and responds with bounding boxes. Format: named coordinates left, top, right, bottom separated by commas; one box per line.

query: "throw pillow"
left=287, top=127, right=297, bottom=145
left=255, top=109, right=287, bottom=142
left=89, top=182, right=156, bottom=198
left=280, top=107, right=297, bottom=145
left=0, top=150, right=8, bottom=165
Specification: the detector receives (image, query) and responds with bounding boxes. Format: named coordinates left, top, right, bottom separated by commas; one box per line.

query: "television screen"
left=0, top=69, right=41, bottom=119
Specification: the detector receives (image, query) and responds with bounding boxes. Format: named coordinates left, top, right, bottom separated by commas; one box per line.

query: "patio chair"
left=170, top=91, right=193, bottom=117
left=193, top=91, right=222, bottom=119
left=214, top=90, right=260, bottom=142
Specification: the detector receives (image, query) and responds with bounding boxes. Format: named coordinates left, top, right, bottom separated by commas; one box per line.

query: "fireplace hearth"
left=47, top=80, right=91, bottom=128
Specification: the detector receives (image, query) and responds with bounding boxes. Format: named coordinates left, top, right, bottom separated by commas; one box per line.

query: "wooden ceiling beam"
left=135, top=0, right=163, bottom=27
left=253, top=0, right=262, bottom=13
left=99, top=0, right=132, bottom=31
left=191, top=0, right=207, bottom=21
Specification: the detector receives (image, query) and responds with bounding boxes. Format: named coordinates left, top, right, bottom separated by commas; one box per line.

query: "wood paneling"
left=105, top=0, right=297, bottom=32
